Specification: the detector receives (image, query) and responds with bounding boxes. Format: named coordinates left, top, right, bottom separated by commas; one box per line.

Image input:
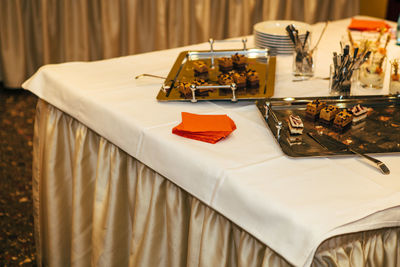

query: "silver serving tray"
left=256, top=95, right=400, bottom=157
left=156, top=48, right=276, bottom=102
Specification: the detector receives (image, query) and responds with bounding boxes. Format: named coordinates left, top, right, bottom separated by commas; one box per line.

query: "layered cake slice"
left=232, top=72, right=246, bottom=88
left=245, top=69, right=259, bottom=87
left=333, top=109, right=353, bottom=131
left=218, top=73, right=234, bottom=85
left=305, top=99, right=326, bottom=120
left=176, top=81, right=191, bottom=97
left=192, top=78, right=212, bottom=95
left=288, top=114, right=304, bottom=135
left=231, top=53, right=247, bottom=70
left=193, top=61, right=209, bottom=79
left=350, top=104, right=368, bottom=123
left=177, top=79, right=212, bottom=97
left=319, top=105, right=339, bottom=124
left=218, top=57, right=233, bottom=72
left=287, top=134, right=302, bottom=145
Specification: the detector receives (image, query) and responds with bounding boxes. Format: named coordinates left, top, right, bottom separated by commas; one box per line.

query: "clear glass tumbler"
left=329, top=64, right=358, bottom=96
left=389, top=58, right=400, bottom=95
left=358, top=51, right=387, bottom=89
left=292, top=38, right=315, bottom=78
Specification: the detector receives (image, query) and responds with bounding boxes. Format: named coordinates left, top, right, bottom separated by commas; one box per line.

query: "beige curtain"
left=33, top=99, right=399, bottom=267
left=1, top=0, right=359, bottom=88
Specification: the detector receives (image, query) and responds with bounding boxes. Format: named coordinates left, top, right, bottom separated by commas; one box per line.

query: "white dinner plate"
left=253, top=20, right=311, bottom=36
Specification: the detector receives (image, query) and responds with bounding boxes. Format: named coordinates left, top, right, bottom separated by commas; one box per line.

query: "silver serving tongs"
left=307, top=132, right=390, bottom=175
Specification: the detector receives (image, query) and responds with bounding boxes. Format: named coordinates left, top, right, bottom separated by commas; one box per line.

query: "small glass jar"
left=389, top=59, right=400, bottom=95
left=329, top=64, right=357, bottom=96
left=358, top=52, right=387, bottom=89
left=292, top=38, right=315, bottom=78
left=292, top=50, right=316, bottom=78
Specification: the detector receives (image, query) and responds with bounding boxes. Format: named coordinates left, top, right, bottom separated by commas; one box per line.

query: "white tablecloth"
left=23, top=17, right=400, bottom=266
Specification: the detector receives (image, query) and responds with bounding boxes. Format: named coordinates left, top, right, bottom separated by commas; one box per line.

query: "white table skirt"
left=24, top=17, right=400, bottom=266
left=33, top=99, right=400, bottom=267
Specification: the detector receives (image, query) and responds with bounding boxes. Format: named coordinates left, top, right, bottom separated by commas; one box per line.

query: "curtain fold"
left=0, top=0, right=359, bottom=88
left=33, top=99, right=400, bottom=267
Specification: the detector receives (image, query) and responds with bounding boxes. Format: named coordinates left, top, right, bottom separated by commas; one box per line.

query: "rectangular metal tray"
left=156, top=49, right=276, bottom=102
left=256, top=95, right=400, bottom=157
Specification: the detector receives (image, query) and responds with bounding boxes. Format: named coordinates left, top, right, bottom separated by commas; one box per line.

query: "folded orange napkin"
left=172, top=112, right=236, bottom=143
left=348, top=18, right=391, bottom=31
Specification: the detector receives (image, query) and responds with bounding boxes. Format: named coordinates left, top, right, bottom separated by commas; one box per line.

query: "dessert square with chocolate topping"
left=305, top=99, right=326, bottom=119
left=193, top=61, right=208, bottom=74
left=176, top=81, right=192, bottom=97
left=232, top=72, right=246, bottom=88
left=333, top=110, right=353, bottom=131
left=319, top=105, right=339, bottom=124
left=218, top=57, right=233, bottom=72
left=193, top=79, right=212, bottom=95
left=218, top=73, right=233, bottom=85
left=193, top=61, right=209, bottom=79
left=245, top=69, right=259, bottom=87
left=231, top=53, right=247, bottom=70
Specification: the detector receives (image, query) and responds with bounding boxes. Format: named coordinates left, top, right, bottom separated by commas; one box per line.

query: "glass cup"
left=389, top=59, right=400, bottom=95
left=292, top=49, right=316, bottom=78
left=358, top=52, right=387, bottom=89
left=329, top=64, right=357, bottom=96
left=292, top=37, right=315, bottom=78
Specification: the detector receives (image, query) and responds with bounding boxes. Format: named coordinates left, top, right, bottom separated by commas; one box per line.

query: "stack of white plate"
left=254, top=20, right=311, bottom=55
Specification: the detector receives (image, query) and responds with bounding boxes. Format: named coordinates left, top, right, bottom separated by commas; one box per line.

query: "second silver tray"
left=256, top=95, right=400, bottom=157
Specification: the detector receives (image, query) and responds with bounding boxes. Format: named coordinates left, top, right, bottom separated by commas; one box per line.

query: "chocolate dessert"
left=218, top=57, right=233, bottom=72
left=176, top=81, right=192, bottom=97
left=305, top=99, right=326, bottom=120
left=333, top=110, right=353, bottom=131
left=232, top=53, right=247, bottom=70
left=218, top=73, right=234, bottom=85
left=231, top=72, right=246, bottom=88
left=245, top=69, right=259, bottom=87
left=288, top=115, right=304, bottom=135
left=193, top=61, right=209, bottom=79
left=319, top=105, right=339, bottom=124
left=350, top=104, right=368, bottom=123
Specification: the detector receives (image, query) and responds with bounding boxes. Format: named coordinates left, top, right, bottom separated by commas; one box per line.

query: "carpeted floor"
left=0, top=84, right=38, bottom=266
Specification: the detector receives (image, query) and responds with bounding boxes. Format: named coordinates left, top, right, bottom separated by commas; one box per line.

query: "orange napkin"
left=172, top=112, right=236, bottom=144
left=348, top=18, right=391, bottom=31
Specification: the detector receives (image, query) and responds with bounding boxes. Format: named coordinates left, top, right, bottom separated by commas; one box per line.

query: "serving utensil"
left=307, top=132, right=390, bottom=175
left=135, top=74, right=166, bottom=80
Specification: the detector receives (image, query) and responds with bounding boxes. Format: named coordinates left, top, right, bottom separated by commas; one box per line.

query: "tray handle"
left=189, top=84, right=237, bottom=103
left=265, top=102, right=283, bottom=140
left=209, top=38, right=247, bottom=68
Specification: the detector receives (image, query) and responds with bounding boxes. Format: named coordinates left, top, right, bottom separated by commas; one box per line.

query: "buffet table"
left=23, top=18, right=400, bottom=267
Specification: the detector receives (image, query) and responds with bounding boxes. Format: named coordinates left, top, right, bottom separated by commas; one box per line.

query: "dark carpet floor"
left=0, top=85, right=38, bottom=266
